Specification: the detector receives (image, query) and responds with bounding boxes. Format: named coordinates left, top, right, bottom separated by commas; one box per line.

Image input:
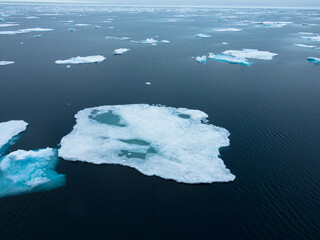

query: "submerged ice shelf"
left=59, top=104, right=235, bottom=184
left=55, top=55, right=105, bottom=64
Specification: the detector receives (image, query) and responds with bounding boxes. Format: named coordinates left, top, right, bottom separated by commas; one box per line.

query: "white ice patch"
left=58, top=104, right=235, bottom=184
left=222, top=49, right=278, bottom=60
left=131, top=38, right=158, bottom=44
left=105, top=36, right=130, bottom=40
left=195, top=33, right=211, bottom=38
left=0, top=61, right=14, bottom=66
left=254, top=21, right=292, bottom=28
left=75, top=24, right=91, bottom=27
left=213, top=28, right=242, bottom=32
left=307, top=57, right=320, bottom=64
left=301, top=35, right=320, bottom=42
left=55, top=55, right=106, bottom=64
left=196, top=55, right=207, bottom=63
left=208, top=53, right=252, bottom=66
left=25, top=16, right=39, bottom=19
left=0, top=23, right=19, bottom=28
left=0, top=120, right=28, bottom=156
left=113, top=48, right=130, bottom=55
left=0, top=148, right=65, bottom=198
left=294, top=44, right=316, bottom=49
left=61, top=20, right=74, bottom=23
left=0, top=28, right=53, bottom=35
left=161, top=40, right=170, bottom=43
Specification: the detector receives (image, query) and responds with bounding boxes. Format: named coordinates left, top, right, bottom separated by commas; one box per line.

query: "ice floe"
left=55, top=55, right=106, bottom=64
left=161, top=40, right=170, bottom=43
left=0, top=120, right=28, bottom=156
left=68, top=28, right=75, bottom=32
left=131, top=38, right=158, bottom=44
left=222, top=49, right=278, bottom=60
left=61, top=20, right=74, bottom=23
left=105, top=36, right=130, bottom=40
left=0, top=61, right=14, bottom=66
left=58, top=104, right=235, bottom=184
left=0, top=28, right=53, bottom=35
left=33, top=34, right=42, bottom=38
left=294, top=44, right=316, bottom=49
left=113, top=48, right=130, bottom=55
left=253, top=21, right=292, bottom=28
left=196, top=55, right=207, bottom=63
left=208, top=53, right=252, bottom=66
left=195, top=33, right=211, bottom=38
left=25, top=16, right=39, bottom=19
left=301, top=35, right=320, bottom=42
left=213, top=28, right=242, bottom=32
left=0, top=23, right=19, bottom=28
left=0, top=148, right=65, bottom=198
left=75, top=24, right=91, bottom=27
left=307, top=57, right=320, bottom=64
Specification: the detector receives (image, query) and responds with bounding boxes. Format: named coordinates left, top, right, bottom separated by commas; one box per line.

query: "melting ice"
left=222, top=49, right=278, bottom=60
left=208, top=53, right=252, bottom=66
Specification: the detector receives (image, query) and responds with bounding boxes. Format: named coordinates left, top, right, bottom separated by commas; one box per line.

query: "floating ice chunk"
left=75, top=24, right=91, bottom=27
left=55, top=55, right=105, bottom=64
left=0, top=28, right=53, bottom=35
left=60, top=20, right=74, bottom=23
left=0, top=120, right=28, bottom=156
left=196, top=55, right=207, bottom=63
left=58, top=104, right=235, bottom=184
left=25, top=16, right=39, bottom=19
left=161, top=40, right=170, bottom=43
left=301, top=35, right=320, bottom=42
left=0, top=23, right=19, bottom=28
left=222, top=49, right=278, bottom=60
left=145, top=82, right=151, bottom=85
left=307, top=57, right=320, bottom=64
left=68, top=28, right=75, bottom=32
left=105, top=36, right=130, bottom=40
left=33, top=34, right=42, bottom=38
left=254, top=21, right=292, bottom=28
left=66, top=65, right=71, bottom=68
left=0, top=61, right=14, bottom=66
left=298, top=32, right=315, bottom=35
left=222, top=42, right=228, bottom=45
left=132, top=38, right=158, bottom=44
left=109, top=27, right=114, bottom=29
left=213, top=28, right=242, bottom=32
left=195, top=33, right=211, bottom=38
left=113, top=48, right=130, bottom=55
left=0, top=148, right=65, bottom=198
left=94, top=25, right=101, bottom=28
left=294, top=44, right=316, bottom=49
left=208, top=53, right=252, bottom=66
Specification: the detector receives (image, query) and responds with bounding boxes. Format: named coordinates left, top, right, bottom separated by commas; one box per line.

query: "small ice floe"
left=222, top=49, right=278, bottom=60
left=0, top=148, right=66, bottom=198
left=222, top=42, right=229, bottom=45
left=25, top=16, right=39, bottom=19
left=75, top=24, right=91, bottom=27
left=0, top=28, right=53, bottom=35
left=301, top=35, right=320, bottom=42
left=55, top=55, right=106, bottom=64
left=161, top=40, right=170, bottom=43
left=195, top=33, right=211, bottom=38
left=103, top=20, right=112, bottom=23
left=208, top=53, right=252, bottom=66
left=0, top=61, right=14, bottom=66
left=66, top=65, right=71, bottom=68
left=109, top=27, right=114, bottom=29
left=68, top=28, right=75, bottom=32
left=254, top=21, right=292, bottom=28
left=145, top=82, right=151, bottom=85
left=105, top=36, right=130, bottom=40
left=58, top=104, right=235, bottom=184
left=61, top=20, right=74, bottom=23
left=131, top=38, right=158, bottom=44
left=307, top=57, right=320, bottom=64
left=196, top=55, right=207, bottom=64
left=20, top=42, right=23, bottom=44
left=113, top=48, right=130, bottom=55
left=213, top=28, right=242, bottom=32
left=294, top=44, right=316, bottom=49
left=0, top=120, right=28, bottom=156
left=298, top=32, right=315, bottom=35
left=94, top=25, right=101, bottom=28
left=0, top=23, right=19, bottom=28
left=33, top=34, right=42, bottom=38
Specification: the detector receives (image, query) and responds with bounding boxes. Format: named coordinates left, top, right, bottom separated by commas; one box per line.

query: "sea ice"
left=222, top=49, right=278, bottom=60
left=294, top=44, right=316, bottom=49
left=254, top=21, right=292, bottom=28
left=195, top=33, right=211, bottom=38
left=0, top=148, right=65, bottom=198
left=131, top=38, right=158, bottom=44
left=33, top=34, right=42, bottom=38
left=0, top=120, right=28, bottom=156
left=55, top=55, right=106, bottom=64
left=25, top=16, right=39, bottom=19
left=105, top=36, right=130, bottom=40
left=208, top=53, right=252, bottom=66
left=161, top=40, right=170, bottom=43
left=58, top=104, right=235, bottom=184
left=75, top=24, right=91, bottom=27
left=213, top=28, right=242, bottom=32
left=68, top=28, right=75, bottom=32
left=0, top=28, right=53, bottom=35
left=113, top=48, right=130, bottom=55
left=0, top=23, right=19, bottom=28
left=0, top=61, right=14, bottom=66
left=307, top=57, right=320, bottom=64
left=301, top=35, right=320, bottom=42
left=196, top=55, right=207, bottom=63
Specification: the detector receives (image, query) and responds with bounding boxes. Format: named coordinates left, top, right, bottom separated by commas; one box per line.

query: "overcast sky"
left=2, top=0, right=320, bottom=8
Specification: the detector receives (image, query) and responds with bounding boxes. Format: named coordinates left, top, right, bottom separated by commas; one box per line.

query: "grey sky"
left=2, top=0, right=320, bottom=8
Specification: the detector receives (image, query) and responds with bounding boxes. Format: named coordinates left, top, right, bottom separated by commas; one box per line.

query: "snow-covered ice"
left=208, top=53, right=252, bottom=66
left=0, top=61, right=14, bottom=66
left=222, top=49, right=278, bottom=60
left=195, top=33, right=211, bottom=38
left=55, top=55, right=106, bottom=64
left=58, top=104, right=235, bottom=184
left=196, top=55, right=207, bottom=63
left=307, top=57, right=320, bottom=64
left=113, top=48, right=130, bottom=55
left=0, top=28, right=53, bottom=35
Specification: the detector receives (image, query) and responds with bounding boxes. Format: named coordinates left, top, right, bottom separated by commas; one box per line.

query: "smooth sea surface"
left=0, top=4, right=320, bottom=240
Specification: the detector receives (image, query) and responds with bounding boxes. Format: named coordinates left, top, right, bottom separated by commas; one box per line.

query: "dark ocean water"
left=0, top=4, right=320, bottom=240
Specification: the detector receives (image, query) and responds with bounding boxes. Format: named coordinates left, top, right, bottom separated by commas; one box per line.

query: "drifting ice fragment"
left=161, top=40, right=170, bottom=43
left=75, top=24, right=91, bottom=27
left=196, top=55, right=207, bottom=63
left=213, top=28, right=242, bottom=32
left=222, top=49, right=278, bottom=60
left=0, top=23, right=19, bottom=27
left=105, top=36, right=130, bottom=40
left=132, top=38, right=158, bottom=44
left=307, top=57, right=320, bottom=64
left=113, top=48, right=130, bottom=55
left=68, top=28, right=75, bottom=32
left=55, top=55, right=105, bottom=64
left=0, top=61, right=14, bottom=66
left=145, top=82, right=151, bottom=85
left=33, top=34, right=42, bottom=38
left=195, top=33, right=211, bottom=38
left=0, top=28, right=53, bottom=35
left=208, top=53, right=252, bottom=66
left=301, top=35, right=320, bottom=42
left=58, top=104, right=235, bottom=184
left=294, top=44, right=316, bottom=49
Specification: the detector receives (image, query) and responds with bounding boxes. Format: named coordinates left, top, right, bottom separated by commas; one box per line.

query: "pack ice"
left=0, top=28, right=53, bottom=35
left=55, top=55, right=105, bottom=64
left=58, top=104, right=235, bottom=184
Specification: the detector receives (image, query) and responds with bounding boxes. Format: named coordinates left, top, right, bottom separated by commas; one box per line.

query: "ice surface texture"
left=55, top=55, right=105, bottom=64
left=59, top=104, right=235, bottom=184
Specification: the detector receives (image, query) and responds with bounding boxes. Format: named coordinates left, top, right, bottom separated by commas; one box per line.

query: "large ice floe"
left=195, top=33, right=211, bottom=38
left=0, top=120, right=28, bottom=156
left=0, top=28, right=53, bottom=35
left=208, top=53, right=252, bottom=66
left=55, top=55, right=105, bottom=64
left=0, top=61, right=14, bottom=66
left=58, top=104, right=235, bottom=184
left=0, top=148, right=65, bottom=198
left=113, top=48, right=130, bottom=55
left=307, top=57, right=320, bottom=64
left=222, top=49, right=278, bottom=60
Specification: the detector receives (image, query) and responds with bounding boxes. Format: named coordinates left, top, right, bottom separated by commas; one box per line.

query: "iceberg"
left=294, top=44, right=316, bottom=49
left=55, top=55, right=106, bottom=64
left=196, top=55, right=207, bottom=63
left=307, top=57, right=320, bottom=64
left=195, top=33, right=211, bottom=38
left=301, top=35, right=320, bottom=42
left=208, top=53, right=252, bottom=66
left=0, top=148, right=65, bottom=198
left=58, top=104, right=235, bottom=184
left=0, top=61, right=14, bottom=66
left=213, top=28, right=242, bottom=32
left=0, top=28, right=53, bottom=35
left=0, top=23, right=19, bottom=28
left=222, top=49, right=278, bottom=60
left=113, top=48, right=130, bottom=55
left=0, top=120, right=28, bottom=156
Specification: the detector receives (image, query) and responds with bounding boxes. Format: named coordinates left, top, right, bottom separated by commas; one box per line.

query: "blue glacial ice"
left=55, top=55, right=106, bottom=64
left=208, top=53, right=252, bottom=66
left=222, top=49, right=278, bottom=60
left=196, top=55, right=207, bottom=63
left=113, top=48, right=130, bottom=55
left=0, top=28, right=54, bottom=35
left=58, top=104, right=235, bottom=184
left=195, top=33, right=211, bottom=38
left=68, top=28, right=75, bottom=32
left=307, top=57, right=320, bottom=64
left=0, top=148, right=65, bottom=198
left=0, top=120, right=28, bottom=156
left=0, top=61, right=14, bottom=66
